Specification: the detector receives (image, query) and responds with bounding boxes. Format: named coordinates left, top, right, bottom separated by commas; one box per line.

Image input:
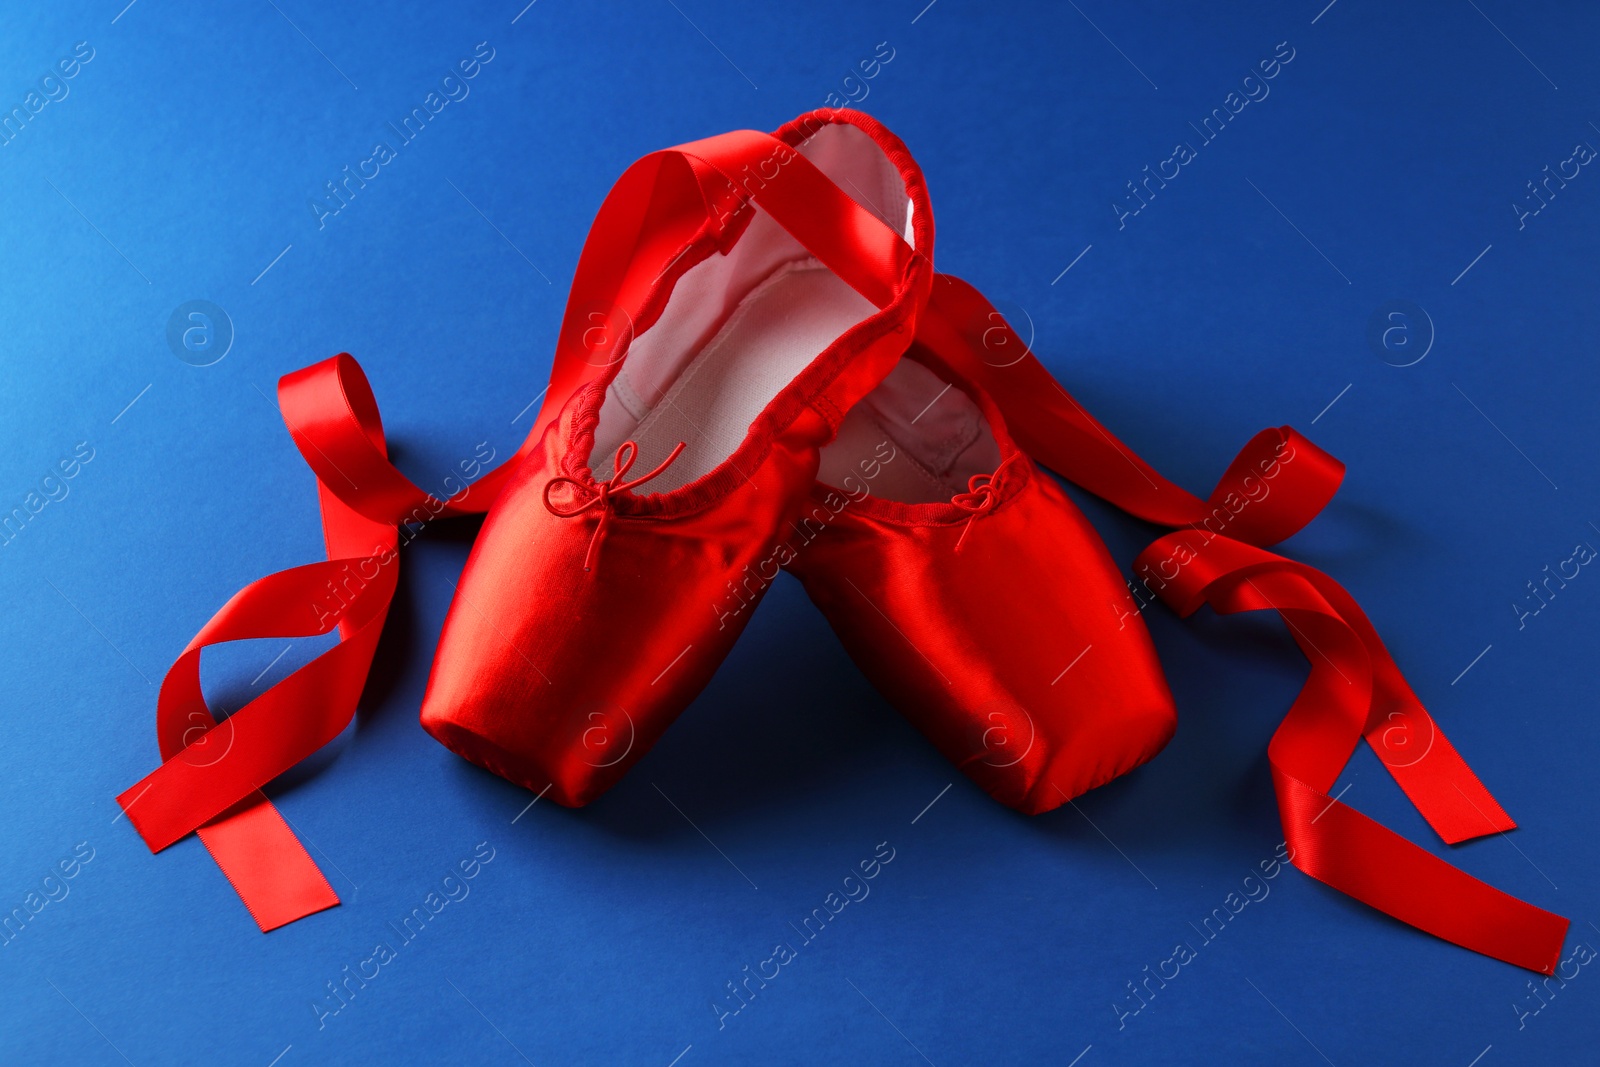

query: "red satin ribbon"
left=915, top=272, right=1568, bottom=974
left=533, top=122, right=917, bottom=449
left=1134, top=533, right=1568, bottom=974
left=115, top=354, right=508, bottom=929
left=912, top=276, right=1345, bottom=549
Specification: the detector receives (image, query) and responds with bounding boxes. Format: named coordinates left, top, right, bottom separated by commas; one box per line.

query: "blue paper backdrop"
left=2, top=1, right=1597, bottom=1063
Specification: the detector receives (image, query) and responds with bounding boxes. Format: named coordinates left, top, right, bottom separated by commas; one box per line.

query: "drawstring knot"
left=543, top=440, right=686, bottom=571
left=951, top=472, right=1000, bottom=553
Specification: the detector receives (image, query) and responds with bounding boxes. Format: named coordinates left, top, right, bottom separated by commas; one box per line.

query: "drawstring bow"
left=543, top=440, right=686, bottom=571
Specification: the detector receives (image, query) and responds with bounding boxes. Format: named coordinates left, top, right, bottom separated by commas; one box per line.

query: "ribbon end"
left=1438, top=813, right=1517, bottom=847
left=1536, top=916, right=1573, bottom=976
left=198, top=795, right=342, bottom=933
left=115, top=782, right=166, bottom=853
left=252, top=888, right=341, bottom=933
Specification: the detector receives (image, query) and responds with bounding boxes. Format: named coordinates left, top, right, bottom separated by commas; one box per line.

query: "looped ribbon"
left=543, top=441, right=686, bottom=571
left=114, top=354, right=527, bottom=931
left=950, top=475, right=996, bottom=553
left=915, top=272, right=1569, bottom=973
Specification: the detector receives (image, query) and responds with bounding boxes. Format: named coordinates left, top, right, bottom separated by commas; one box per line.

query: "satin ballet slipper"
left=785, top=348, right=1176, bottom=813
left=421, top=109, right=935, bottom=804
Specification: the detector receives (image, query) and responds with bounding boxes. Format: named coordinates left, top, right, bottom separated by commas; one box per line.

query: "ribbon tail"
left=1365, top=704, right=1517, bottom=844
left=197, top=794, right=340, bottom=932
left=1296, top=570, right=1519, bottom=843
left=1138, top=532, right=1569, bottom=973
left=1275, top=770, right=1567, bottom=974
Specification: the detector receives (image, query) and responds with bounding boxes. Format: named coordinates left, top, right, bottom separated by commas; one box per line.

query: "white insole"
left=817, top=358, right=1002, bottom=503
left=596, top=261, right=874, bottom=491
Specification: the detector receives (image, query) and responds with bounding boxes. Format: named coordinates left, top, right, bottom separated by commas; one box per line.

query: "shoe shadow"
left=434, top=570, right=915, bottom=845
left=357, top=511, right=486, bottom=725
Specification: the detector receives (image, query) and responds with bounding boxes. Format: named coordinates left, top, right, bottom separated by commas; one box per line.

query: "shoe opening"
left=590, top=120, right=916, bottom=493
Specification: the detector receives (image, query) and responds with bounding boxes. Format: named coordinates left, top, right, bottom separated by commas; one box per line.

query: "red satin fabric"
left=787, top=277, right=1351, bottom=818
left=419, top=109, right=932, bottom=806
left=785, top=275, right=1360, bottom=823
left=785, top=350, right=1179, bottom=815
left=542, top=440, right=688, bottom=572
left=418, top=385, right=840, bottom=805
left=526, top=114, right=925, bottom=450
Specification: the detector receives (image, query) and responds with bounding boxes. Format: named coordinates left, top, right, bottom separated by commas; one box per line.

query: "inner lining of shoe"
left=591, top=121, right=914, bottom=492
left=817, top=358, right=1003, bottom=504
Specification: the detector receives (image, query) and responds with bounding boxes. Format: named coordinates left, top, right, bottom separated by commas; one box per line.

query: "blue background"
left=2, top=1, right=1597, bottom=1063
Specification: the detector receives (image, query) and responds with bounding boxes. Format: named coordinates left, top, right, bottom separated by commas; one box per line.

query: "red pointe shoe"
left=421, top=110, right=935, bottom=804
left=785, top=349, right=1177, bottom=814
